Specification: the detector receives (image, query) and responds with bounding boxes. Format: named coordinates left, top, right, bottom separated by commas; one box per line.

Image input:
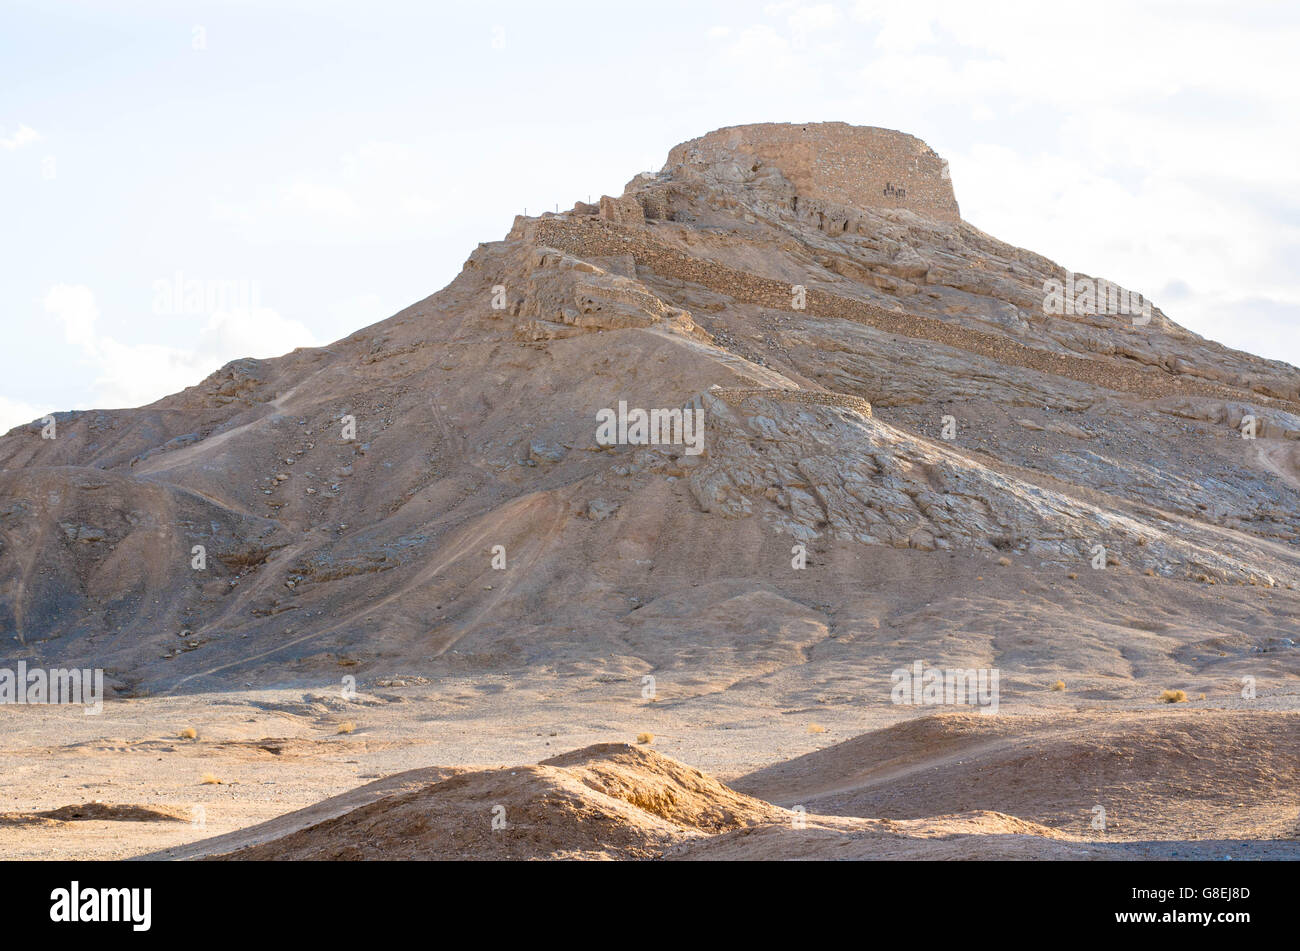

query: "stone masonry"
left=665, top=122, right=961, bottom=224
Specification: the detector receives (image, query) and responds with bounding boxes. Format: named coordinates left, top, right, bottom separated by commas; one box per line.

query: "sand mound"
left=0, top=802, right=191, bottom=826
left=539, top=742, right=786, bottom=832
left=734, top=710, right=1300, bottom=840
left=190, top=742, right=1132, bottom=860
left=206, top=744, right=787, bottom=860
left=665, top=811, right=1113, bottom=861
left=144, top=765, right=463, bottom=861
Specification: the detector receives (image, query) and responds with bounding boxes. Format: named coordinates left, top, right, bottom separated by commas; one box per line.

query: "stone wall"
left=530, top=216, right=1300, bottom=415
left=664, top=122, right=960, bottom=224
left=598, top=194, right=644, bottom=224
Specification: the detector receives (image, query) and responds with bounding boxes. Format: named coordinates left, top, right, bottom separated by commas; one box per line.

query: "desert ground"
left=3, top=547, right=1299, bottom=861
left=2, top=678, right=1298, bottom=859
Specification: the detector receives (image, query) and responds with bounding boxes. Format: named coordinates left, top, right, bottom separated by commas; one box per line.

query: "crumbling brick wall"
left=665, top=122, right=961, bottom=224
left=599, top=194, right=644, bottom=225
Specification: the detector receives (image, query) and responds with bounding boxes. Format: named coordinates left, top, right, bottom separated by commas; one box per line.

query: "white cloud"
left=284, top=181, right=358, bottom=218
left=0, top=124, right=41, bottom=151
left=40, top=284, right=319, bottom=410
left=327, top=293, right=387, bottom=334
left=0, top=395, right=52, bottom=434
left=716, top=25, right=806, bottom=91
left=786, top=3, right=840, bottom=33
left=210, top=141, right=443, bottom=242
left=42, top=284, right=98, bottom=348
left=195, top=307, right=321, bottom=363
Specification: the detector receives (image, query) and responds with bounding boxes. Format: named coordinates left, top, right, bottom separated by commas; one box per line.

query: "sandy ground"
left=2, top=681, right=1297, bottom=860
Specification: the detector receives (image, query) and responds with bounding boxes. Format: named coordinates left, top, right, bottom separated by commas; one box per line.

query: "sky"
left=2, top=0, right=1297, bottom=432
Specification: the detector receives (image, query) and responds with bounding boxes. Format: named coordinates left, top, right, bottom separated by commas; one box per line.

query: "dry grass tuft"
left=179, top=727, right=197, bottom=740
left=1159, top=689, right=1188, bottom=704
left=200, top=773, right=223, bottom=785
left=808, top=723, right=827, bottom=734
left=1050, top=680, right=1066, bottom=692
left=336, top=721, right=356, bottom=735
left=636, top=732, right=654, bottom=745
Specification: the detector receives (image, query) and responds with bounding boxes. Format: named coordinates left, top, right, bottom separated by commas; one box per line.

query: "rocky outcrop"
left=681, top=390, right=1283, bottom=585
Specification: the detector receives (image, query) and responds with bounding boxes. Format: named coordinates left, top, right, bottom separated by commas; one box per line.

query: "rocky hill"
left=2, top=121, right=1297, bottom=707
